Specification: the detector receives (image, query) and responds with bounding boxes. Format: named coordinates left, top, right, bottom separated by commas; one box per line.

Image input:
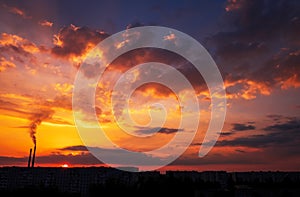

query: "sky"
left=0, top=0, right=300, bottom=172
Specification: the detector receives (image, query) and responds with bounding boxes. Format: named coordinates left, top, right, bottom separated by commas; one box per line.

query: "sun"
left=61, top=164, right=69, bottom=168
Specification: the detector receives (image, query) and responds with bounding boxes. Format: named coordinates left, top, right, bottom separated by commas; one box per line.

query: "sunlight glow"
left=61, top=164, right=69, bottom=168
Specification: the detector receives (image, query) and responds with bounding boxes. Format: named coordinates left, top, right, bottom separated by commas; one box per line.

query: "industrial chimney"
left=31, top=144, right=36, bottom=168
left=27, top=148, right=32, bottom=168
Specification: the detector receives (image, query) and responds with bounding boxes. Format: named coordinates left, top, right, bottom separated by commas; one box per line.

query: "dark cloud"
left=217, top=134, right=271, bottom=148
left=0, top=144, right=168, bottom=166
left=207, top=0, right=300, bottom=98
left=0, top=153, right=100, bottom=166
left=176, top=117, right=300, bottom=167
left=253, top=48, right=300, bottom=88
left=51, top=24, right=109, bottom=59
left=108, top=48, right=207, bottom=95
left=71, top=39, right=205, bottom=91
left=59, top=145, right=88, bottom=152
left=220, top=132, right=233, bottom=136
left=266, top=114, right=285, bottom=122
left=55, top=146, right=165, bottom=166
left=172, top=146, right=300, bottom=169
left=37, top=153, right=102, bottom=165
left=109, top=48, right=183, bottom=72
left=126, top=21, right=145, bottom=29
left=190, top=142, right=202, bottom=147
left=135, top=127, right=183, bottom=135
left=53, top=145, right=169, bottom=166
left=235, top=149, right=246, bottom=153
left=217, top=117, right=300, bottom=148
left=222, top=0, right=300, bottom=45
left=172, top=148, right=300, bottom=170
left=231, top=123, right=255, bottom=131
left=172, top=151, right=267, bottom=166
left=126, top=21, right=158, bottom=29
left=263, top=118, right=300, bottom=132
left=0, top=156, right=26, bottom=165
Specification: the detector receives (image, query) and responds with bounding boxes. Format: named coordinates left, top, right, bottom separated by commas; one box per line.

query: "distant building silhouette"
left=0, top=167, right=300, bottom=197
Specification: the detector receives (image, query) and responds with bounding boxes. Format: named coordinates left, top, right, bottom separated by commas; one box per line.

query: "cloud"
left=39, top=146, right=165, bottom=166
left=126, top=22, right=145, bottom=29
left=0, top=33, right=40, bottom=55
left=0, top=145, right=164, bottom=166
left=225, top=78, right=271, bottom=100
left=0, top=33, right=42, bottom=73
left=37, top=152, right=102, bottom=165
left=3, top=4, right=31, bottom=19
left=220, top=132, right=233, bottom=136
left=39, top=20, right=53, bottom=27
left=136, top=83, right=175, bottom=98
left=135, top=127, right=183, bottom=135
left=231, top=123, right=256, bottom=131
left=178, top=117, right=300, bottom=168
left=207, top=0, right=300, bottom=99
left=107, top=48, right=208, bottom=96
left=51, top=24, right=109, bottom=64
left=235, top=149, right=246, bottom=153
left=0, top=57, right=16, bottom=72
left=263, top=118, right=300, bottom=132
left=0, top=156, right=26, bottom=165
left=59, top=145, right=88, bottom=152
left=0, top=153, right=100, bottom=166
left=216, top=117, right=300, bottom=149
left=266, top=114, right=285, bottom=122
left=172, top=150, right=267, bottom=166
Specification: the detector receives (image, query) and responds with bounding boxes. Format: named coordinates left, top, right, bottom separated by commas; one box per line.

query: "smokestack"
left=31, top=144, right=36, bottom=168
left=27, top=148, right=32, bottom=168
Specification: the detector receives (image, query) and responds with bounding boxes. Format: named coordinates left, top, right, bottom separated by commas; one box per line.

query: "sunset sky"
left=0, top=0, right=300, bottom=172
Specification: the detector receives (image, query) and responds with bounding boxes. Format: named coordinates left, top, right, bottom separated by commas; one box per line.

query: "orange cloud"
left=137, top=83, right=176, bottom=98
left=0, top=33, right=40, bottom=54
left=280, top=74, right=300, bottom=89
left=225, top=79, right=271, bottom=100
left=0, top=33, right=23, bottom=46
left=0, top=57, right=16, bottom=72
left=241, top=80, right=271, bottom=99
left=39, top=20, right=53, bottom=27
left=54, top=83, right=73, bottom=95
